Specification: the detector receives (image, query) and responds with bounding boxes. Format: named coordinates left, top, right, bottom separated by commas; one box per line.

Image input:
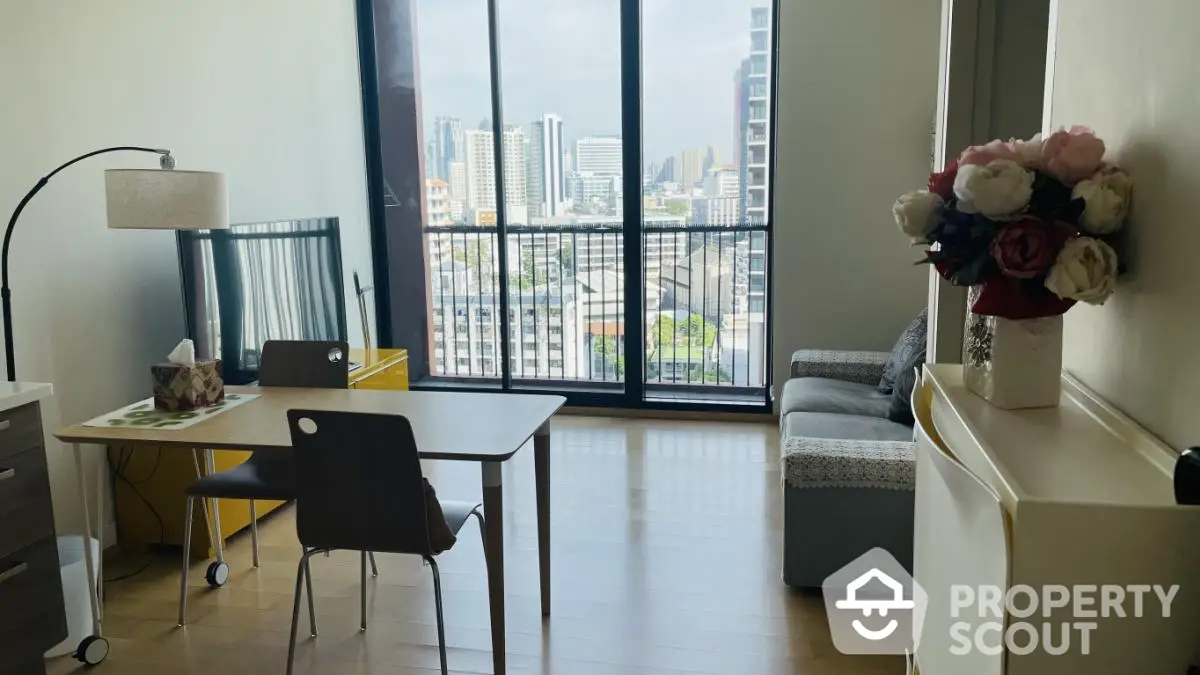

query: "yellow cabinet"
left=111, top=348, right=409, bottom=555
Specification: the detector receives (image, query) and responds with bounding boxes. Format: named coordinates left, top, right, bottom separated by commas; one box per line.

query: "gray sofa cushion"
left=783, top=411, right=914, bottom=443
left=780, top=377, right=892, bottom=419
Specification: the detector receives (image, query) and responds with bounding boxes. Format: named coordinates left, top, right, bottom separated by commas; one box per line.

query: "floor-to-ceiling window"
left=358, top=0, right=776, bottom=410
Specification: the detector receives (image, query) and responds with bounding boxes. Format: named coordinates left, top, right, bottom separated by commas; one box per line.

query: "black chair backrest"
left=286, top=409, right=433, bottom=556
left=259, top=340, right=349, bottom=389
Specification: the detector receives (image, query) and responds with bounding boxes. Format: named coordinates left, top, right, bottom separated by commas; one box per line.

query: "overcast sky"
left=414, top=0, right=767, bottom=166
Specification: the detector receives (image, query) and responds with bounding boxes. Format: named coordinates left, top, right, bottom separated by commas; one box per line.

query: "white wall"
left=1048, top=0, right=1200, bottom=450
left=771, top=0, right=942, bottom=394
left=0, top=0, right=373, bottom=537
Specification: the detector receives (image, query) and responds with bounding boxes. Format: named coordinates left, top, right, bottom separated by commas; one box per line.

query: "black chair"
left=284, top=409, right=485, bottom=675
left=177, top=340, right=377, bottom=627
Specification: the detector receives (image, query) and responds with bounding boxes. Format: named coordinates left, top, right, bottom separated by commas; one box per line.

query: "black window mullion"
left=619, top=0, right=644, bottom=403
left=486, top=0, right=513, bottom=390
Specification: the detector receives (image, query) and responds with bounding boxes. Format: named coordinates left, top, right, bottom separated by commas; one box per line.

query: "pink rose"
left=1040, top=126, right=1106, bottom=184
left=959, top=139, right=1021, bottom=167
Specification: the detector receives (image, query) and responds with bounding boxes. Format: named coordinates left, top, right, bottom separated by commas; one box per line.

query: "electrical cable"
left=103, top=445, right=167, bottom=583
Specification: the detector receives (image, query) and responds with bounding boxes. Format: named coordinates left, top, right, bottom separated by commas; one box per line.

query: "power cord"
left=104, top=445, right=167, bottom=583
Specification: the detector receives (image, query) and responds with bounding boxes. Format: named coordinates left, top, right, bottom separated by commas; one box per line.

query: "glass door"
left=359, top=0, right=774, bottom=410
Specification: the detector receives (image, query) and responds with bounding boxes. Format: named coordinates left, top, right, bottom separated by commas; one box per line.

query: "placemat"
left=83, top=393, right=259, bottom=430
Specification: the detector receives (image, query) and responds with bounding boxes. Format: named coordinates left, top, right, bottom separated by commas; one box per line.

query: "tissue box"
left=151, top=360, right=225, bottom=411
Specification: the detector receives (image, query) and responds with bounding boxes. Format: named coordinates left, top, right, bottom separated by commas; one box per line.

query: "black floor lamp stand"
left=1, top=146, right=171, bottom=382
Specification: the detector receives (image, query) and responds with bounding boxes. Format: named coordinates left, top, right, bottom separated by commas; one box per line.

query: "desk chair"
left=284, top=409, right=485, bottom=675
left=177, top=340, right=377, bottom=626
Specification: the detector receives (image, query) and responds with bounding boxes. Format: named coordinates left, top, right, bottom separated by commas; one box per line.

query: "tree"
left=558, top=243, right=574, bottom=278
left=652, top=313, right=716, bottom=348
left=594, top=335, right=624, bottom=377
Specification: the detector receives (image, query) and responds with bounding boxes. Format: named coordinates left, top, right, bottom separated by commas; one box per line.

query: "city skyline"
left=414, top=0, right=768, bottom=164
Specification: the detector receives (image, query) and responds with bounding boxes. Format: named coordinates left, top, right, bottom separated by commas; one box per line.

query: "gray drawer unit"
left=0, top=402, right=65, bottom=673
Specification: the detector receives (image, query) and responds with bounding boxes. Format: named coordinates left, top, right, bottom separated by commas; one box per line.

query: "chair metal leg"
left=285, top=553, right=310, bottom=675
left=249, top=499, right=260, bottom=568
left=191, top=450, right=224, bottom=565
left=428, top=556, right=449, bottom=675
left=203, top=450, right=226, bottom=564
left=304, top=549, right=318, bottom=636
left=368, top=550, right=378, bottom=578
left=360, top=551, right=368, bottom=632
left=177, top=496, right=195, bottom=627
left=472, top=508, right=486, bottom=548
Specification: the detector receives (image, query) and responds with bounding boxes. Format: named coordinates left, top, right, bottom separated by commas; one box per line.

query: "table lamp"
left=1, top=146, right=228, bottom=381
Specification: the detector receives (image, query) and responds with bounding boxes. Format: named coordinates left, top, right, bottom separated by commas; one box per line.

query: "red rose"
left=971, top=276, right=1075, bottom=320
left=928, top=159, right=959, bottom=200
left=989, top=216, right=1071, bottom=279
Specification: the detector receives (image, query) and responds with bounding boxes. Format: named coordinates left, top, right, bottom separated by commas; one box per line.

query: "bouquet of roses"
left=895, top=126, right=1132, bottom=320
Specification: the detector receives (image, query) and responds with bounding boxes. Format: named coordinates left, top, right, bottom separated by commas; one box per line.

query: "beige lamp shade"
left=105, top=169, right=228, bottom=230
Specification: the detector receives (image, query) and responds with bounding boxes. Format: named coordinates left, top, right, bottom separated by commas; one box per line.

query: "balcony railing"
left=423, top=222, right=769, bottom=394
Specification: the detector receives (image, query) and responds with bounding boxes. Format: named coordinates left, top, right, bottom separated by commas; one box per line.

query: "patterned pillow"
left=887, top=346, right=926, bottom=426
left=878, top=308, right=928, bottom=394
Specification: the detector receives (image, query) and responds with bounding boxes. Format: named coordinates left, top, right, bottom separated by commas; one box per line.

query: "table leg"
left=481, top=463, right=505, bottom=675
left=96, top=447, right=104, bottom=618
left=72, top=444, right=103, bottom=637
left=534, top=422, right=551, bottom=617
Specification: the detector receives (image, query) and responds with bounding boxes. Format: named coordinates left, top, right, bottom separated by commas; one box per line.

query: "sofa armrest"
left=789, top=349, right=890, bottom=385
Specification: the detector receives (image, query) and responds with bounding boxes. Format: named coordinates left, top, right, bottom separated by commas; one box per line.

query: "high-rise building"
left=692, top=196, right=741, bottom=226
left=680, top=148, right=706, bottom=188
left=655, top=156, right=677, bottom=184
left=425, top=179, right=453, bottom=226
left=575, top=137, right=623, bottom=176
left=501, top=125, right=528, bottom=225
left=702, top=146, right=718, bottom=178
left=737, top=7, right=771, bottom=227
left=464, top=129, right=495, bottom=214
left=448, top=160, right=467, bottom=222
left=463, top=126, right=528, bottom=224
left=704, top=167, right=740, bottom=197
left=734, top=6, right=772, bottom=387
left=430, top=117, right=464, bottom=181
left=529, top=114, right=566, bottom=217
left=425, top=139, right=439, bottom=180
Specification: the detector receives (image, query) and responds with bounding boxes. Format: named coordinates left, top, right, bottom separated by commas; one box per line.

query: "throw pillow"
left=878, top=308, right=928, bottom=394
left=887, top=346, right=927, bottom=426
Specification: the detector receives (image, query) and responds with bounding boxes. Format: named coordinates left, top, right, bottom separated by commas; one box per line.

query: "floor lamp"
left=1, top=146, right=228, bottom=381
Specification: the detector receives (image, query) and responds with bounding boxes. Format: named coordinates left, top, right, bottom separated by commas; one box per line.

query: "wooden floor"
left=47, top=415, right=901, bottom=675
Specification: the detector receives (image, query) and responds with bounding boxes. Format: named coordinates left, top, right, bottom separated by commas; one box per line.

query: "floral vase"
left=962, top=287, right=1063, bottom=409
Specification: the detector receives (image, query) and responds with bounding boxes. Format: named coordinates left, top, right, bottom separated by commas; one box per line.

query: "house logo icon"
left=823, top=548, right=927, bottom=655
left=835, top=568, right=916, bottom=640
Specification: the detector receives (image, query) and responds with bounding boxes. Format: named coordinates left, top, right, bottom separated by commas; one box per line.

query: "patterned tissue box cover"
left=151, top=360, right=225, bottom=411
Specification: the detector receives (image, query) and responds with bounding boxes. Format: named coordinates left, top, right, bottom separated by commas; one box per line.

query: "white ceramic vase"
left=962, top=288, right=1063, bottom=409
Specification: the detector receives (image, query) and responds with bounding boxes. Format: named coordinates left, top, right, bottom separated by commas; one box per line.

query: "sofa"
left=779, top=315, right=925, bottom=588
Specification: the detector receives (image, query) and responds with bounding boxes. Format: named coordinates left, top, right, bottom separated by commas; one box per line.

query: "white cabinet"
left=914, top=364, right=1200, bottom=675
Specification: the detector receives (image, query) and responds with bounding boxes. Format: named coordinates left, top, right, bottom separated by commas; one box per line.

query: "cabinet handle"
left=0, top=468, right=13, bottom=482
left=0, top=561, right=28, bottom=586
left=0, top=420, right=10, bottom=432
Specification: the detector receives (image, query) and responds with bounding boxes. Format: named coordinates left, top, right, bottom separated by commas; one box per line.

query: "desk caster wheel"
left=74, top=635, right=110, bottom=665
left=205, top=561, right=230, bottom=587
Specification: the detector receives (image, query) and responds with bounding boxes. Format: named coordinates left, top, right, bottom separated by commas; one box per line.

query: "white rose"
left=1013, top=134, right=1044, bottom=168
left=1072, top=168, right=1132, bottom=235
left=953, top=159, right=1034, bottom=217
left=893, top=190, right=943, bottom=242
left=1045, top=237, right=1119, bottom=305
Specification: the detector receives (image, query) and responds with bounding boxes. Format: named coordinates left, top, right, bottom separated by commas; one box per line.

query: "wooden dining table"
left=55, top=385, right=565, bottom=675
